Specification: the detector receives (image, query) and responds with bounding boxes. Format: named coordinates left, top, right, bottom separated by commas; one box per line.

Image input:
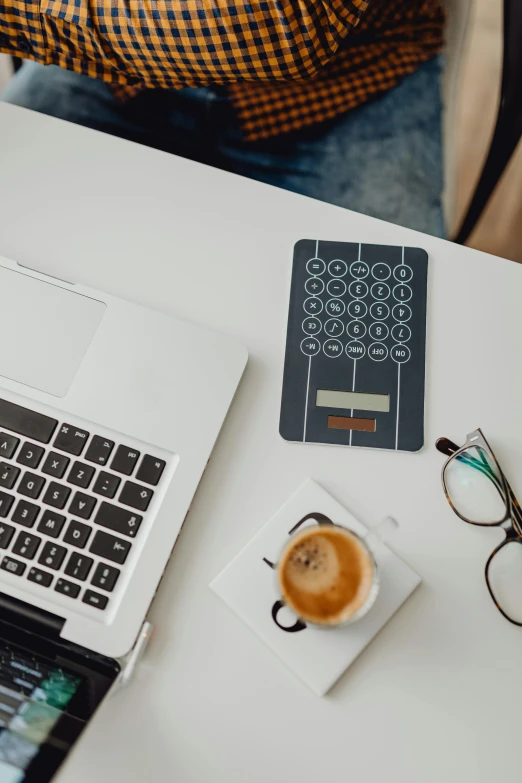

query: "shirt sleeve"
left=0, top=0, right=369, bottom=88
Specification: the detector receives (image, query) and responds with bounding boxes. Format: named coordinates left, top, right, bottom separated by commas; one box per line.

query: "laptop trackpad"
left=0, top=266, right=106, bottom=397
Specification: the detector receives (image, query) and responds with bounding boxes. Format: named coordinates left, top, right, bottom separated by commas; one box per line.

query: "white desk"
left=1, top=102, right=522, bottom=783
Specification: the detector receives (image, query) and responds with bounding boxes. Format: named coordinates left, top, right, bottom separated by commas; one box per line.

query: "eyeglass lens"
left=487, top=541, right=522, bottom=624
left=444, top=445, right=507, bottom=524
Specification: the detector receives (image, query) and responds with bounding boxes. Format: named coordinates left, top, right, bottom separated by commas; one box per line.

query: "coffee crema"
left=278, top=526, right=375, bottom=625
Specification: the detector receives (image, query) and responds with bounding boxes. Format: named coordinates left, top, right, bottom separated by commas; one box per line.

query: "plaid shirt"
left=0, top=0, right=444, bottom=140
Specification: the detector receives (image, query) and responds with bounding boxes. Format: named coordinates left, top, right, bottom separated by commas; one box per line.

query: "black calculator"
left=280, top=239, right=428, bottom=452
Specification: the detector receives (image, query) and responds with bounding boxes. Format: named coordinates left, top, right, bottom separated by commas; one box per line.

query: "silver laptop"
left=0, top=254, right=247, bottom=783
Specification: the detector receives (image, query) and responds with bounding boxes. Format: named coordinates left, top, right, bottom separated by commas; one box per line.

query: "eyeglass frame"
left=436, top=427, right=522, bottom=626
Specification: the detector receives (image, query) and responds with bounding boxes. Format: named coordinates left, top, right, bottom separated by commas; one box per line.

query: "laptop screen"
left=0, top=621, right=119, bottom=783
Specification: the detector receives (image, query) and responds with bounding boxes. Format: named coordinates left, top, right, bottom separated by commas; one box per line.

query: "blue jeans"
left=1, top=57, right=445, bottom=237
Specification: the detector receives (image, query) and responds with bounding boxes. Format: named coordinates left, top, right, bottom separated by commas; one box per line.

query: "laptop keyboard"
left=0, top=397, right=169, bottom=613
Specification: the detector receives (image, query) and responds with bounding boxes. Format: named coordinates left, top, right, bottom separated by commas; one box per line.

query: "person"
left=0, top=0, right=445, bottom=236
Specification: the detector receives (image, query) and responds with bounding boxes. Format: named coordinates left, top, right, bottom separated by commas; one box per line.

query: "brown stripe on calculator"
left=327, top=416, right=376, bottom=432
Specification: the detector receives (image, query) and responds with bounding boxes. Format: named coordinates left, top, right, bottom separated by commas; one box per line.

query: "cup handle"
left=364, top=515, right=399, bottom=552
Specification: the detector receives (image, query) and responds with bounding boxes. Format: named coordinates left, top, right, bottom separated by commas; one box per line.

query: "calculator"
left=279, top=239, right=428, bottom=451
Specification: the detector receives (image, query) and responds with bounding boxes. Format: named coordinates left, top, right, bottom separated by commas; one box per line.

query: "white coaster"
left=210, top=479, right=421, bottom=696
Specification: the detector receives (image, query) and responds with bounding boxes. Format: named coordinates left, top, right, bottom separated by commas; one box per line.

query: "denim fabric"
left=2, top=56, right=444, bottom=237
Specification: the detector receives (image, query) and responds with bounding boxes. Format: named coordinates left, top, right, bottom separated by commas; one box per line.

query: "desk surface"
left=1, top=102, right=522, bottom=783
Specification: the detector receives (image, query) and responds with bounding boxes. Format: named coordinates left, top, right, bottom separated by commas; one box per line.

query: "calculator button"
left=300, top=337, right=321, bottom=357
left=371, top=263, right=391, bottom=281
left=393, top=265, right=413, bottom=282
left=369, top=302, right=389, bottom=321
left=393, top=284, right=412, bottom=303
left=303, top=297, right=323, bottom=316
left=347, top=300, right=367, bottom=318
left=305, top=278, right=324, bottom=296
left=391, top=323, right=411, bottom=342
left=324, top=319, right=344, bottom=337
left=325, top=299, right=345, bottom=317
left=302, top=317, right=322, bottom=336
left=390, top=344, right=411, bottom=363
left=370, top=282, right=390, bottom=301
left=345, top=341, right=366, bottom=360
left=346, top=320, right=367, bottom=339
left=348, top=280, right=368, bottom=299
left=368, top=343, right=388, bottom=362
left=306, top=258, right=325, bottom=276
left=369, top=322, right=389, bottom=340
left=323, top=339, right=344, bottom=359
left=326, top=279, right=346, bottom=298
left=349, top=261, right=369, bottom=279
left=392, top=303, right=412, bottom=322
left=328, top=260, right=347, bottom=277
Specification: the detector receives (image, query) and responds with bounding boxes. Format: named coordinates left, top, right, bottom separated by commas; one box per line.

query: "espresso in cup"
left=277, top=525, right=377, bottom=626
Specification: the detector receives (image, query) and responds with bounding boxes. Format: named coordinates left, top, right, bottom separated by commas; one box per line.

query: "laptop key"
left=69, top=492, right=97, bottom=519
left=67, top=461, right=95, bottom=489
left=89, top=530, right=131, bottom=564
left=0, top=462, right=20, bottom=489
left=55, top=579, right=80, bottom=599
left=82, top=589, right=108, bottom=610
left=16, top=443, right=45, bottom=469
left=11, top=499, right=40, bottom=528
left=0, top=523, right=15, bottom=549
left=119, top=481, right=153, bottom=512
left=1, top=556, right=26, bottom=576
left=54, top=424, right=90, bottom=456
left=18, top=472, right=45, bottom=500
left=27, top=567, right=53, bottom=587
left=92, top=471, right=121, bottom=499
left=64, top=552, right=93, bottom=581
left=0, top=491, right=15, bottom=517
left=85, top=436, right=115, bottom=466
left=95, top=501, right=142, bottom=538
left=0, top=433, right=20, bottom=459
left=42, top=451, right=70, bottom=479
left=91, top=562, right=120, bottom=592
left=110, top=445, right=140, bottom=476
left=63, top=520, right=91, bottom=549
left=0, top=399, right=58, bottom=444
left=12, top=532, right=41, bottom=560
left=38, top=542, right=67, bottom=570
left=37, top=510, right=66, bottom=538
left=42, top=482, right=71, bottom=510
left=136, top=455, right=166, bottom=486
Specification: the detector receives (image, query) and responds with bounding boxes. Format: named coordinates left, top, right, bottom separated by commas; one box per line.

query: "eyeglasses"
left=436, top=428, right=522, bottom=625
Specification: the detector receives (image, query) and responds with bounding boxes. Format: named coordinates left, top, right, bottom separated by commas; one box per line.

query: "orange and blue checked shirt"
left=0, top=0, right=445, bottom=140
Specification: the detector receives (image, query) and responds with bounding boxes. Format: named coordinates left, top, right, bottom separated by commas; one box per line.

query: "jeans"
left=1, top=57, right=445, bottom=237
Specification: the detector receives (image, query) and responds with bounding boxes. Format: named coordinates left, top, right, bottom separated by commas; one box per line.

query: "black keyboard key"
left=18, top=472, right=45, bottom=500
left=12, top=500, right=40, bottom=528
left=69, top=492, right=97, bottom=519
left=54, top=424, right=90, bottom=456
left=0, top=400, right=57, bottom=444
left=95, top=501, right=142, bottom=538
left=42, top=451, right=70, bottom=479
left=0, top=462, right=20, bottom=489
left=136, top=455, right=166, bottom=486
left=110, top=445, right=140, bottom=476
left=0, top=491, right=15, bottom=517
left=27, top=567, right=53, bottom=587
left=64, top=552, right=93, bottom=581
left=63, top=520, right=91, bottom=549
left=91, top=562, right=120, bottom=592
left=55, top=579, right=80, bottom=599
left=85, top=436, right=115, bottom=466
left=16, top=443, right=45, bottom=469
left=89, top=530, right=131, bottom=564
left=0, top=434, right=20, bottom=460
left=67, top=461, right=95, bottom=489
left=42, top=482, right=71, bottom=510
left=12, top=532, right=41, bottom=560
left=119, top=481, right=153, bottom=512
left=1, top=556, right=26, bottom=576
left=37, top=510, right=66, bottom=538
left=92, top=471, right=120, bottom=499
left=82, top=589, right=108, bottom=610
left=38, top=542, right=67, bottom=570
left=0, top=523, right=15, bottom=549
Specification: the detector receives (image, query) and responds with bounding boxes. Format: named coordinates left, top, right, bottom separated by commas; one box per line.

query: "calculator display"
left=316, top=389, right=390, bottom=412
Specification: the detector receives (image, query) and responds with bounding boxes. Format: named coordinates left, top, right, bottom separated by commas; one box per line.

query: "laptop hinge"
left=0, top=591, right=65, bottom=640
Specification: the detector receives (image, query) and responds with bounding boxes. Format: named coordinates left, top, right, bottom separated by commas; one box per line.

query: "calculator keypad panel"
left=280, top=240, right=428, bottom=451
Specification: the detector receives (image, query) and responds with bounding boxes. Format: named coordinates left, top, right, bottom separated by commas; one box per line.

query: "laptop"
left=0, top=254, right=247, bottom=783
